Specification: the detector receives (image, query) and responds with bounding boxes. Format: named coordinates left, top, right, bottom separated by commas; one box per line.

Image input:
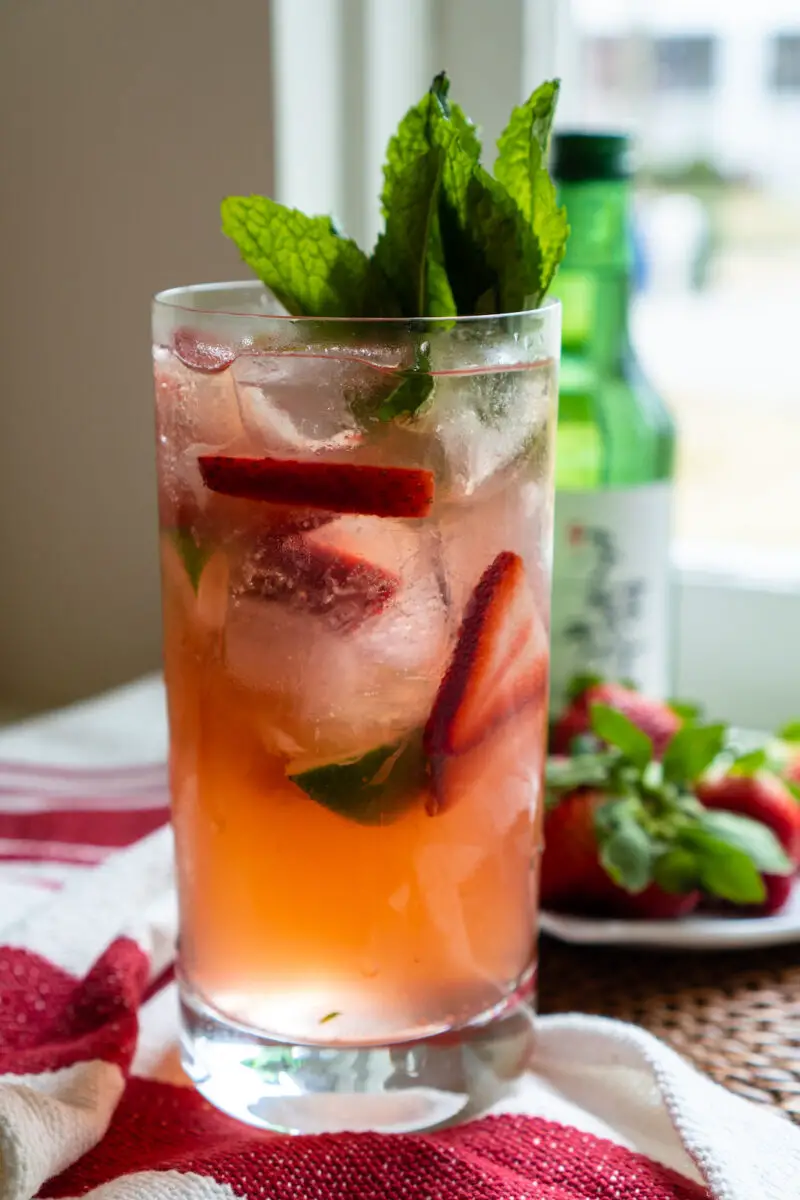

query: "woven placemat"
left=538, top=936, right=800, bottom=1120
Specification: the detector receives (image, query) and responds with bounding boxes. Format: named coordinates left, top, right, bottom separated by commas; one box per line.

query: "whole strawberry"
left=696, top=771, right=800, bottom=865
left=543, top=708, right=794, bottom=920
left=552, top=679, right=681, bottom=759
left=540, top=787, right=700, bottom=919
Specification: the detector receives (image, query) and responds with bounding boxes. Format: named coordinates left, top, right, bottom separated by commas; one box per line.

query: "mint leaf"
left=170, top=529, right=211, bottom=594
left=661, top=723, right=727, bottom=785
left=678, top=827, right=766, bottom=904
left=494, top=79, right=569, bottom=297
left=368, top=79, right=457, bottom=318
left=439, top=148, right=534, bottom=314
left=668, top=699, right=703, bottom=722
left=288, top=733, right=425, bottom=825
left=778, top=720, right=800, bottom=743
left=377, top=341, right=433, bottom=421
left=450, top=102, right=482, bottom=162
left=221, top=196, right=369, bottom=317
left=598, top=814, right=654, bottom=892
left=371, top=113, right=448, bottom=317
left=654, top=848, right=701, bottom=894
left=589, top=703, right=653, bottom=770
left=698, top=810, right=792, bottom=875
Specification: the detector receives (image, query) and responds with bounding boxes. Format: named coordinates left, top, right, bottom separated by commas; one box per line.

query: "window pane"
left=568, top=9, right=800, bottom=557
left=772, top=33, right=800, bottom=93
left=655, top=36, right=715, bottom=91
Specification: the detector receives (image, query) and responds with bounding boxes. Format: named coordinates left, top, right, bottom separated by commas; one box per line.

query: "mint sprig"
left=221, top=72, right=568, bottom=325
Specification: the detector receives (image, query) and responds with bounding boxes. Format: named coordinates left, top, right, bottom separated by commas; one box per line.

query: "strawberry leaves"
left=589, top=703, right=653, bottom=771
left=661, top=723, right=727, bottom=786
left=546, top=700, right=794, bottom=906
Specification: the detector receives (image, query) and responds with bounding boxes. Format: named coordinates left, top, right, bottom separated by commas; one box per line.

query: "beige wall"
left=0, top=0, right=273, bottom=713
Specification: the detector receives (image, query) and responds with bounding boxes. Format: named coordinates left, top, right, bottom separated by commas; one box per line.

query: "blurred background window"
left=771, top=33, right=800, bottom=92
left=566, top=1, right=800, bottom=568
left=654, top=36, right=716, bottom=91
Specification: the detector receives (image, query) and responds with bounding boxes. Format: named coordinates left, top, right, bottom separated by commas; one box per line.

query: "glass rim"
left=153, top=280, right=560, bottom=325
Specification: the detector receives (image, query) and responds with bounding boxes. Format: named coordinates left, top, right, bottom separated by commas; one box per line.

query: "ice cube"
left=223, top=518, right=450, bottom=763
left=154, top=347, right=244, bottom=452
left=232, top=345, right=405, bottom=455
left=418, top=337, right=555, bottom=499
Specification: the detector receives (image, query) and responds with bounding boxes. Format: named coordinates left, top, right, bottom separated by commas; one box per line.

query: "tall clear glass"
left=152, top=282, right=560, bottom=1134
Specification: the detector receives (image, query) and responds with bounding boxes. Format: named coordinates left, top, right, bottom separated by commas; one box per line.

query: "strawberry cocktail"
left=153, top=74, right=565, bottom=1133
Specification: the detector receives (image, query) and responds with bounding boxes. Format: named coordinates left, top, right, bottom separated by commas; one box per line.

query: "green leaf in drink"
left=377, top=341, right=434, bottom=422
left=288, top=733, right=427, bottom=825
left=170, top=528, right=211, bottom=594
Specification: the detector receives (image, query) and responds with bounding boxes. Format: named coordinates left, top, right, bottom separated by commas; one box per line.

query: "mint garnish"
left=222, top=72, right=568, bottom=327
left=288, top=733, right=426, bottom=825
left=495, top=80, right=569, bottom=297
left=220, top=197, right=370, bottom=318
left=170, top=528, right=211, bottom=593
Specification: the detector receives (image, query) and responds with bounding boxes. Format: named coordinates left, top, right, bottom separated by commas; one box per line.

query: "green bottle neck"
left=552, top=179, right=632, bottom=375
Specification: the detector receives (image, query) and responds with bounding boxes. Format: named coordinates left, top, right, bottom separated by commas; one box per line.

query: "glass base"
left=180, top=980, right=537, bottom=1134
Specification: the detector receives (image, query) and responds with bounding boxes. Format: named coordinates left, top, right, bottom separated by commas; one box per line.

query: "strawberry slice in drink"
left=173, top=326, right=236, bottom=373
left=198, top=455, right=435, bottom=519
left=424, top=550, right=549, bottom=813
left=244, top=533, right=400, bottom=634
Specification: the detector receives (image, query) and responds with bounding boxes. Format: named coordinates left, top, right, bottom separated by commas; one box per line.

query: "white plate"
left=540, top=881, right=800, bottom=950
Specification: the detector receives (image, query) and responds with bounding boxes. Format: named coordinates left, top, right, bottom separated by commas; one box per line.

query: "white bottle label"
left=549, top=484, right=672, bottom=710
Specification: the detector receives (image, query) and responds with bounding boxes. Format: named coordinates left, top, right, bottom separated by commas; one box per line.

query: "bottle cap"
left=552, top=132, right=632, bottom=182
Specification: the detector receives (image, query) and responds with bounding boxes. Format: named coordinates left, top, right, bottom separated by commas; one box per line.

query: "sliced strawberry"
left=429, top=701, right=547, bottom=817
left=198, top=455, right=435, bottom=519
left=243, top=535, right=399, bottom=633
left=173, top=327, right=236, bottom=373
left=540, top=789, right=701, bottom=919
left=424, top=551, right=549, bottom=763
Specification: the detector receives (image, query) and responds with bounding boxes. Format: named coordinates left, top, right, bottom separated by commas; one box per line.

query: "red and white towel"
left=0, top=676, right=798, bottom=1200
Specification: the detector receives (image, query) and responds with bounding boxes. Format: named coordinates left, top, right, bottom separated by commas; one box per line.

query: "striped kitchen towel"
left=0, top=677, right=798, bottom=1200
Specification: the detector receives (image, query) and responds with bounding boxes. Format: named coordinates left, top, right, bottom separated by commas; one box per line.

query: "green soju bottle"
left=548, top=133, right=675, bottom=710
